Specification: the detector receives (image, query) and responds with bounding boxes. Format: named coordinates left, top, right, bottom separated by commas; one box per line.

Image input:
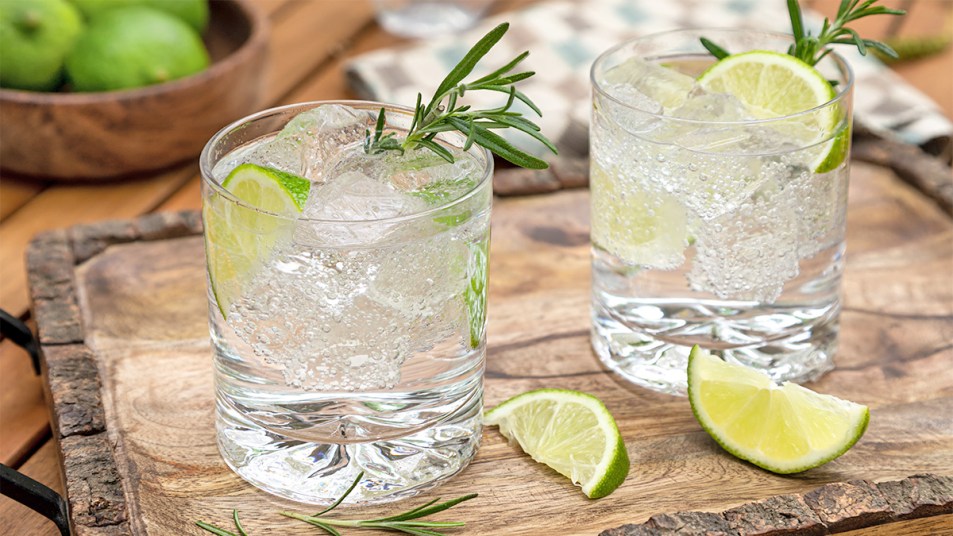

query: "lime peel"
left=687, top=345, right=869, bottom=474
left=696, top=50, right=848, bottom=173
left=485, top=388, right=629, bottom=498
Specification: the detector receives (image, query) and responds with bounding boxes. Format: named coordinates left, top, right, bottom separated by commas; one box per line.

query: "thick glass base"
left=216, top=390, right=482, bottom=505
left=591, top=300, right=839, bottom=396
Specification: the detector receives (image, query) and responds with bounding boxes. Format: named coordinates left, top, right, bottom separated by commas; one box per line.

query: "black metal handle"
left=0, top=308, right=40, bottom=374
left=0, top=307, right=70, bottom=535
left=0, top=464, right=70, bottom=535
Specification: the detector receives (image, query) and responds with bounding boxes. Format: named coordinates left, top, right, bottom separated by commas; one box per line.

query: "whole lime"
left=65, top=6, right=210, bottom=92
left=0, top=0, right=84, bottom=91
left=70, top=0, right=208, bottom=32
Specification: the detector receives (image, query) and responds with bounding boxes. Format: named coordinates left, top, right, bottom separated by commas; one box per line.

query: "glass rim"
left=590, top=27, right=855, bottom=126
left=199, top=100, right=494, bottom=224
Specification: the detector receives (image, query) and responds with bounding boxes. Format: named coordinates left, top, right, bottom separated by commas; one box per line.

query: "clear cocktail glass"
left=200, top=101, right=492, bottom=504
left=589, top=29, right=854, bottom=395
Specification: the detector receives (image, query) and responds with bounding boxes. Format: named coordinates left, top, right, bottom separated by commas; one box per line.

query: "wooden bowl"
left=0, top=0, right=268, bottom=181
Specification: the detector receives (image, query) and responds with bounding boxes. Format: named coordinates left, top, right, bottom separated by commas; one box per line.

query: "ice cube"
left=652, top=94, right=755, bottom=152
left=295, top=171, right=428, bottom=246
left=241, top=104, right=372, bottom=181
left=600, top=84, right=662, bottom=134
left=305, top=171, right=424, bottom=221
left=383, top=147, right=482, bottom=205
left=670, top=92, right=752, bottom=122
left=603, top=57, right=696, bottom=110
left=330, top=144, right=482, bottom=206
left=687, top=182, right=800, bottom=303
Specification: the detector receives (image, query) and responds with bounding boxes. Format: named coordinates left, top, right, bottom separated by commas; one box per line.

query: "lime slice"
left=204, top=163, right=310, bottom=316
left=590, top=159, right=689, bottom=269
left=697, top=50, right=847, bottom=172
left=687, top=346, right=869, bottom=474
left=465, top=238, right=488, bottom=348
left=485, top=389, right=629, bottom=498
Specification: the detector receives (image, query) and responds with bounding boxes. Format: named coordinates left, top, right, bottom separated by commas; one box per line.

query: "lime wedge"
left=687, top=346, right=869, bottom=474
left=696, top=50, right=847, bottom=172
left=204, top=163, right=310, bottom=316
left=485, top=389, right=629, bottom=498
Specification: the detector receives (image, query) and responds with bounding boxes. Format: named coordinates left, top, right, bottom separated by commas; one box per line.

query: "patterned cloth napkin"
left=346, top=0, right=952, bottom=159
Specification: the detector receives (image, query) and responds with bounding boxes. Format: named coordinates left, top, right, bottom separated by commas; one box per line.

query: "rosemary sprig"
left=195, top=472, right=476, bottom=536
left=702, top=0, right=905, bottom=65
left=364, top=22, right=557, bottom=170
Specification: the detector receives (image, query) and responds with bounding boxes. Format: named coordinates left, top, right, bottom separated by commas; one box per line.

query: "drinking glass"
left=589, top=29, right=854, bottom=395
left=201, top=101, right=492, bottom=503
left=372, top=0, right=492, bottom=38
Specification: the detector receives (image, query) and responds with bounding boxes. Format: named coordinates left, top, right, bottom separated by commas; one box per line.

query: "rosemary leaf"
left=700, top=37, right=730, bottom=59
left=432, top=23, right=510, bottom=106
left=363, top=22, right=557, bottom=167
left=700, top=0, right=904, bottom=66
left=232, top=511, right=249, bottom=536
left=195, top=521, right=239, bottom=536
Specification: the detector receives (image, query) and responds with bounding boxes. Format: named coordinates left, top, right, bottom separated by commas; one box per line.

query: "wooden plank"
left=263, top=0, right=375, bottom=102
left=0, top=330, right=50, bottom=466
left=0, top=178, right=46, bottom=222
left=0, top=440, right=65, bottom=536
left=24, top=157, right=953, bottom=535
left=254, top=0, right=296, bottom=18
left=156, top=177, right=202, bottom=212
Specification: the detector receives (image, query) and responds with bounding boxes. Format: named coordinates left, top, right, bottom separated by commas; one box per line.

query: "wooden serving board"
left=26, top=161, right=953, bottom=536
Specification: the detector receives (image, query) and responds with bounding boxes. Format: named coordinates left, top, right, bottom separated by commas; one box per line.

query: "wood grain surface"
left=23, top=158, right=953, bottom=535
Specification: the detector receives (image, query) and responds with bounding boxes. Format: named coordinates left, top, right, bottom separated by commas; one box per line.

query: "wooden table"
left=1, top=1, right=951, bottom=534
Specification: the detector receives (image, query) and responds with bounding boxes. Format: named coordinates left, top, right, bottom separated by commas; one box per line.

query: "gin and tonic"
left=201, top=101, right=492, bottom=504
left=590, top=30, right=853, bottom=395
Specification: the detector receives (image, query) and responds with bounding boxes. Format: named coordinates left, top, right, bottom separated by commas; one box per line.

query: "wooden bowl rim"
left=0, top=0, right=268, bottom=105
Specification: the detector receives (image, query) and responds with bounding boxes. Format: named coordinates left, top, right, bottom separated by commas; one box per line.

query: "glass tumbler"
left=372, top=0, right=493, bottom=38
left=201, top=101, right=493, bottom=504
left=589, top=29, right=854, bottom=395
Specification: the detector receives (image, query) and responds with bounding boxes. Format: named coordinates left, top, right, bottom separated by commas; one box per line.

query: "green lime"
left=204, top=164, right=310, bottom=316
left=65, top=6, right=209, bottom=92
left=485, top=389, right=630, bottom=499
left=687, top=346, right=869, bottom=474
left=696, top=50, right=847, bottom=172
left=70, top=0, right=208, bottom=32
left=0, top=0, right=84, bottom=91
